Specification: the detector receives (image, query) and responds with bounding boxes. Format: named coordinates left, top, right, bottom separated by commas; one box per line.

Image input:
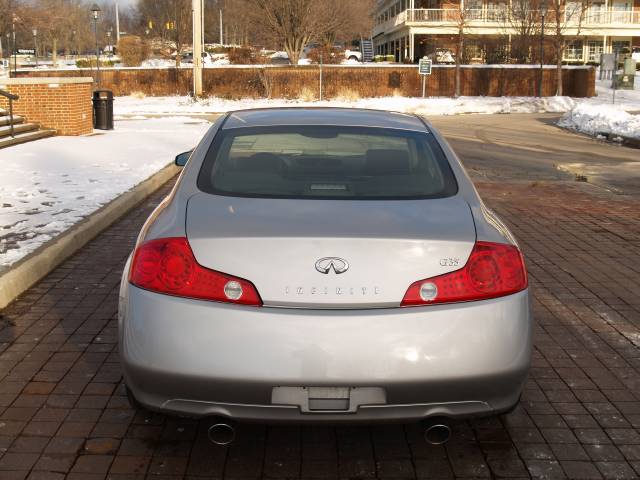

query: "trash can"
left=93, top=89, right=114, bottom=130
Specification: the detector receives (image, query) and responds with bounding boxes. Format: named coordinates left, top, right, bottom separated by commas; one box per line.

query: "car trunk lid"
left=186, top=193, right=476, bottom=308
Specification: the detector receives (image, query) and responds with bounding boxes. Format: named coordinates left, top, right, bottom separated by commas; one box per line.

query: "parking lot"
left=1, top=115, right=639, bottom=479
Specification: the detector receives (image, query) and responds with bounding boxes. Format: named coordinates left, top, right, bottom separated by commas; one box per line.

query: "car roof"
left=222, top=107, right=429, bottom=132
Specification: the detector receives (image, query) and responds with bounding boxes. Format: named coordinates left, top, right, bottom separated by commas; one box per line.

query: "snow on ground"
left=558, top=75, right=640, bottom=140
left=0, top=117, right=210, bottom=270
left=113, top=74, right=640, bottom=119
left=114, top=94, right=580, bottom=117
left=559, top=104, right=640, bottom=140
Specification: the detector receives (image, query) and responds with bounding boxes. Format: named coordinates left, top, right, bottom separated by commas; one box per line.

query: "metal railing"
left=377, top=7, right=640, bottom=28
left=0, top=89, right=19, bottom=138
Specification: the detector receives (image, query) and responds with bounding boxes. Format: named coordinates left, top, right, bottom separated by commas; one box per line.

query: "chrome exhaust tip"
left=423, top=418, right=452, bottom=445
left=207, top=421, right=236, bottom=445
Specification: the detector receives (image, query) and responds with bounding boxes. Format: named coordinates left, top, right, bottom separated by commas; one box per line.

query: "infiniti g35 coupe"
left=118, top=108, right=531, bottom=435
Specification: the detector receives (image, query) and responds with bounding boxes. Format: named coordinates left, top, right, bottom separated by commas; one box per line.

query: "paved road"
left=1, top=115, right=640, bottom=479
left=430, top=114, right=640, bottom=195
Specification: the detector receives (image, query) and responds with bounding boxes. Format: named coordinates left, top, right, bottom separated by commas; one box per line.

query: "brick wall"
left=0, top=77, right=93, bottom=135
left=16, top=66, right=596, bottom=98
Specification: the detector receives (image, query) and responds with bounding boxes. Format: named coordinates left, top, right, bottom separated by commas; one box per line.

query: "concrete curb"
left=0, top=164, right=179, bottom=309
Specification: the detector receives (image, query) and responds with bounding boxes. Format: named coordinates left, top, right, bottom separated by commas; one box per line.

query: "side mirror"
left=175, top=150, right=193, bottom=167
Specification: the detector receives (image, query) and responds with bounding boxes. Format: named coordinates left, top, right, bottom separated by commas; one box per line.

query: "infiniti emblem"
left=315, top=257, right=349, bottom=275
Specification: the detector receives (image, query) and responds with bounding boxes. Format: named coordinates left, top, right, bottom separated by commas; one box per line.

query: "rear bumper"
left=119, top=285, right=532, bottom=423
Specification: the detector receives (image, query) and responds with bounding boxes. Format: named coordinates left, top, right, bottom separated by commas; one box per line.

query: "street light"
left=107, top=28, right=112, bottom=61
left=538, top=0, right=547, bottom=97
left=32, top=28, right=38, bottom=67
left=11, top=18, right=16, bottom=77
left=91, top=4, right=101, bottom=85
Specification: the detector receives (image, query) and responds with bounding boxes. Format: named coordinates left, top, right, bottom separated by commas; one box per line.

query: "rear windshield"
left=197, top=125, right=458, bottom=199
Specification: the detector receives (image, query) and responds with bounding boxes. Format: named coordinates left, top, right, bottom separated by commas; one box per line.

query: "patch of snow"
left=558, top=104, right=640, bottom=140
left=141, top=58, right=176, bottom=68
left=114, top=94, right=582, bottom=117
left=0, top=117, right=210, bottom=269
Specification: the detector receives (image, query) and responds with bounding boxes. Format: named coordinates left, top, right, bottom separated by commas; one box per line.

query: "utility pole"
left=192, top=0, right=203, bottom=97
left=219, top=9, right=223, bottom=45
left=115, top=2, right=121, bottom=44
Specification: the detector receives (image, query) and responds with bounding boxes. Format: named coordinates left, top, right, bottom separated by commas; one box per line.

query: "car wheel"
left=348, top=56, right=359, bottom=61
left=125, top=385, right=143, bottom=410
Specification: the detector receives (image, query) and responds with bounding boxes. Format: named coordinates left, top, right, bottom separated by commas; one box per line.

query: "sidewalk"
left=0, top=177, right=639, bottom=479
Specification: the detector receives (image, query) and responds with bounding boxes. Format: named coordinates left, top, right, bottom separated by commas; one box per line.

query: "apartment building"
left=373, top=0, right=640, bottom=63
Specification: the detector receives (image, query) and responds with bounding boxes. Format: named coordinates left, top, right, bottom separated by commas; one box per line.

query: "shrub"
left=75, top=58, right=114, bottom=68
left=228, top=47, right=253, bottom=64
left=385, top=54, right=395, bottom=62
left=117, top=36, right=150, bottom=67
left=298, top=86, right=317, bottom=101
left=335, top=87, right=360, bottom=101
left=307, top=45, right=342, bottom=65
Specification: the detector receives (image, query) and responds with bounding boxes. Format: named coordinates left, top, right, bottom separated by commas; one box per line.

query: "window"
left=587, top=40, right=603, bottom=62
left=612, top=40, right=630, bottom=53
left=564, top=40, right=584, bottom=61
left=198, top=126, right=458, bottom=200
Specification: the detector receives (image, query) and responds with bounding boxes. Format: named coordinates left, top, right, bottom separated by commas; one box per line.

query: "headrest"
left=365, top=149, right=411, bottom=175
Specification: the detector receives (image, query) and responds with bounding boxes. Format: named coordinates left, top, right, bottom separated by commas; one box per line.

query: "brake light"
left=129, top=237, right=262, bottom=306
left=401, top=241, right=527, bottom=306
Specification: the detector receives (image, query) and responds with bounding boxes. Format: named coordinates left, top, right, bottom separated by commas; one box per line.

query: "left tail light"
left=129, top=237, right=262, bottom=306
left=401, top=241, right=527, bottom=306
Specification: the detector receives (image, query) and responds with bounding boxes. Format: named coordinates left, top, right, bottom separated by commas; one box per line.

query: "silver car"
left=119, top=108, right=531, bottom=444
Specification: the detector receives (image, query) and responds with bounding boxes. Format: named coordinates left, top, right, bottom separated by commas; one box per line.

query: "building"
left=372, top=0, right=640, bottom=64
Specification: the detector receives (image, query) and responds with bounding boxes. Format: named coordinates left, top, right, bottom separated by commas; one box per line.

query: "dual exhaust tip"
left=206, top=417, right=451, bottom=446
left=423, top=418, right=452, bottom=445
left=207, top=421, right=236, bottom=445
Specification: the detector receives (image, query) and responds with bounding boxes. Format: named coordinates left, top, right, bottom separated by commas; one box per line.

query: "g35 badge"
left=440, top=258, right=460, bottom=267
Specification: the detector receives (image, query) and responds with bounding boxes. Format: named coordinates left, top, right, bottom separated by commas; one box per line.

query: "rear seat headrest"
left=365, top=149, right=410, bottom=175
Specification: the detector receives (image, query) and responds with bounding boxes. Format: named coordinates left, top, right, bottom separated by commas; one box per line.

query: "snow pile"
left=558, top=104, right=640, bottom=140
left=114, top=95, right=580, bottom=117
left=141, top=58, right=176, bottom=68
left=0, top=117, right=210, bottom=269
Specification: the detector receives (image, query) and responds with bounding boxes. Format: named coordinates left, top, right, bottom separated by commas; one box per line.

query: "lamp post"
left=32, top=29, right=38, bottom=67
left=12, top=19, right=16, bottom=77
left=91, top=4, right=101, bottom=86
left=107, top=29, right=112, bottom=61
left=538, top=0, right=547, bottom=97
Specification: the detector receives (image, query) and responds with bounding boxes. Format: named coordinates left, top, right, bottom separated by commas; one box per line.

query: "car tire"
left=125, top=384, right=143, bottom=410
left=348, top=56, right=359, bottom=61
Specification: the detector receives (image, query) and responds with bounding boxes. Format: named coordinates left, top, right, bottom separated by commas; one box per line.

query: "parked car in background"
left=344, top=48, right=362, bottom=62
left=119, top=108, right=532, bottom=446
left=427, top=48, right=456, bottom=64
left=180, top=51, right=214, bottom=65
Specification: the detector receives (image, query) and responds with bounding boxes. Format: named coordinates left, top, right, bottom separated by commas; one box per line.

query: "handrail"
left=0, top=89, right=19, bottom=138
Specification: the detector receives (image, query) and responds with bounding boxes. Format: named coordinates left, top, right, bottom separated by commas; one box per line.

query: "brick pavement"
left=0, top=178, right=639, bottom=479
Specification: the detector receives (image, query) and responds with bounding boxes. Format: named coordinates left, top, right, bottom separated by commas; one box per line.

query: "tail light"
left=401, top=241, right=527, bottom=306
left=129, top=237, right=262, bottom=306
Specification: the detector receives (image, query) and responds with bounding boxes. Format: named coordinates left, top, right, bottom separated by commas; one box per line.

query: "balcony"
left=373, top=7, right=640, bottom=36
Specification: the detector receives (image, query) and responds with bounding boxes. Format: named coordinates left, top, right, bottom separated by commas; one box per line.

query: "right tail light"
left=401, top=241, right=527, bottom=306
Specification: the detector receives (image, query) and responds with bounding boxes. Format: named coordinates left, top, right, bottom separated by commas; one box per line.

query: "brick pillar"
left=0, top=77, right=94, bottom=135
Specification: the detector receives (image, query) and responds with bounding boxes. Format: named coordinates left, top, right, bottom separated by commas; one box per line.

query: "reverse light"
left=129, top=237, right=262, bottom=306
left=401, top=241, right=527, bottom=306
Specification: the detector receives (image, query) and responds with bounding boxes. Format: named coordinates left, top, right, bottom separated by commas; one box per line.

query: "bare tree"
left=452, top=4, right=472, bottom=97
left=502, top=0, right=542, bottom=63
left=546, top=0, right=591, bottom=95
left=137, top=0, right=191, bottom=64
left=245, top=0, right=367, bottom=64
